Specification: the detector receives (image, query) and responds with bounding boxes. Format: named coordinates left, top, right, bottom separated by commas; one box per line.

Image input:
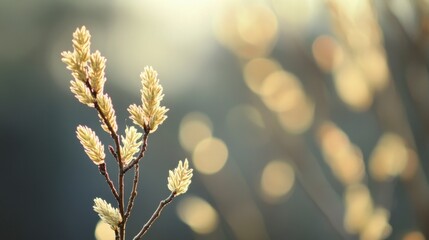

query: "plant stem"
left=119, top=163, right=125, bottom=239
left=84, top=79, right=125, bottom=239
left=123, top=130, right=150, bottom=232
left=99, top=163, right=120, bottom=202
left=114, top=229, right=119, bottom=240
left=124, top=163, right=139, bottom=221
left=123, top=131, right=150, bottom=173
left=109, top=145, right=118, bottom=161
left=133, top=192, right=176, bottom=240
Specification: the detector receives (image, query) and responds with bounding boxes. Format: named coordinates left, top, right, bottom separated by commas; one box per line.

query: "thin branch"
left=118, top=164, right=125, bottom=239
left=83, top=78, right=122, bottom=161
left=124, top=163, right=140, bottom=221
left=133, top=192, right=176, bottom=240
left=98, top=163, right=120, bottom=202
left=109, top=145, right=118, bottom=160
left=123, top=130, right=150, bottom=173
left=84, top=79, right=125, bottom=239
left=124, top=129, right=151, bottom=221
left=114, top=229, right=119, bottom=240
left=83, top=80, right=122, bottom=165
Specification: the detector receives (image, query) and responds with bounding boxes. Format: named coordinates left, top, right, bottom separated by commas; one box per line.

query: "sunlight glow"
left=261, top=160, right=295, bottom=202
left=193, top=137, right=228, bottom=175
left=177, top=196, right=219, bottom=234
left=179, top=112, right=213, bottom=152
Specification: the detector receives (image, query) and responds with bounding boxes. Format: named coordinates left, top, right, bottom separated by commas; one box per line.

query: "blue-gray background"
left=1, top=0, right=429, bottom=239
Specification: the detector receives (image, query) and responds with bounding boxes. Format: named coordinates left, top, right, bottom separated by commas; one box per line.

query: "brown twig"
left=114, top=229, right=119, bottom=240
left=84, top=79, right=125, bottom=239
left=123, top=130, right=150, bottom=235
left=109, top=145, right=118, bottom=160
left=118, top=161, right=125, bottom=239
left=133, top=192, right=176, bottom=240
left=124, top=163, right=140, bottom=221
left=98, top=163, right=120, bottom=202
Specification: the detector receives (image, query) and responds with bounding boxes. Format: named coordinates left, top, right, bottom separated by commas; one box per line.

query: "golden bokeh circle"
left=192, top=137, right=229, bottom=175
left=94, top=220, right=115, bottom=240
left=177, top=196, right=219, bottom=234
left=261, top=160, right=295, bottom=202
left=243, top=58, right=282, bottom=94
left=179, top=112, right=213, bottom=152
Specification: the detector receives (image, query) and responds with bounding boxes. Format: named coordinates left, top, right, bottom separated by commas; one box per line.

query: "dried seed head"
left=76, top=125, right=105, bottom=165
left=121, top=126, right=143, bottom=164
left=93, top=198, right=122, bottom=230
left=168, top=159, right=193, bottom=196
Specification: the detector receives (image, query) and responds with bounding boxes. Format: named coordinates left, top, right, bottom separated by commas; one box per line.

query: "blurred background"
left=1, top=0, right=429, bottom=239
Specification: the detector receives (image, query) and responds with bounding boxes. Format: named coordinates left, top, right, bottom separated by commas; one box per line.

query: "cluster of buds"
left=62, top=26, right=193, bottom=236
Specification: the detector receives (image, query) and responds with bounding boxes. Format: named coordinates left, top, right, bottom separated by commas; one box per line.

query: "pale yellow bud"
left=70, top=80, right=94, bottom=106
left=129, top=66, right=168, bottom=133
left=76, top=125, right=105, bottom=165
left=121, top=126, right=143, bottom=164
left=168, top=159, right=193, bottom=195
left=93, top=198, right=122, bottom=230
left=89, top=51, right=106, bottom=94
left=72, top=26, right=91, bottom=63
left=97, top=94, right=118, bottom=134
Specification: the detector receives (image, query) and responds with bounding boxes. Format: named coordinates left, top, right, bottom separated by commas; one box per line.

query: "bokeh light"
left=260, top=70, right=303, bottom=110
left=213, top=2, right=278, bottom=58
left=403, top=231, right=426, bottom=240
left=334, top=62, right=373, bottom=111
left=95, top=220, right=115, bottom=240
left=312, top=35, right=344, bottom=72
left=370, top=133, right=408, bottom=181
left=277, top=97, right=315, bottom=135
left=360, top=208, right=392, bottom=240
left=260, top=160, right=295, bottom=203
left=236, top=4, right=278, bottom=47
left=192, top=137, right=229, bottom=175
left=179, top=112, right=213, bottom=152
left=330, top=146, right=365, bottom=185
left=246, top=68, right=317, bottom=135
left=318, top=122, right=365, bottom=185
left=344, top=184, right=374, bottom=234
left=243, top=58, right=282, bottom=94
left=318, top=122, right=351, bottom=155
left=177, top=196, right=219, bottom=235
left=357, top=48, right=389, bottom=91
